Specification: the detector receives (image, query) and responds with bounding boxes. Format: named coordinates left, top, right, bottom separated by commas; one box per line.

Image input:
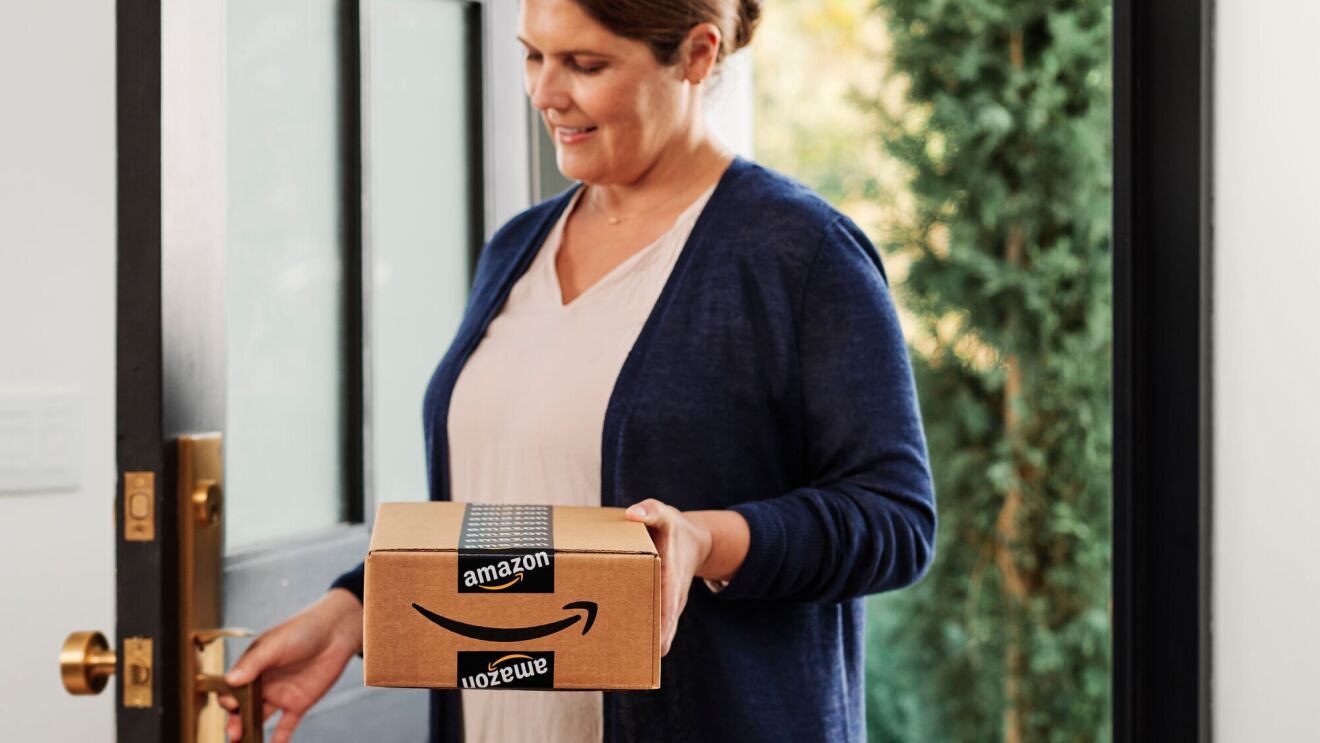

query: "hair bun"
left=733, top=0, right=762, bottom=52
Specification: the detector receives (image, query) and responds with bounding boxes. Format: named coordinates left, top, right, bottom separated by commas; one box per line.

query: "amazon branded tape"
left=363, top=502, right=660, bottom=690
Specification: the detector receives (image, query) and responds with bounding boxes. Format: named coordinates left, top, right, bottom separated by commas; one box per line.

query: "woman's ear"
left=681, top=23, right=722, bottom=84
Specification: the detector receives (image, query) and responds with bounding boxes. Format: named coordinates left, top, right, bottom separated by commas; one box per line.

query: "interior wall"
left=0, top=0, right=117, bottom=740
left=1213, top=0, right=1320, bottom=739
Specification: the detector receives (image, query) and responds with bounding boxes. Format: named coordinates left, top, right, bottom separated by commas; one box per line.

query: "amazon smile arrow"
left=411, top=601, right=599, bottom=643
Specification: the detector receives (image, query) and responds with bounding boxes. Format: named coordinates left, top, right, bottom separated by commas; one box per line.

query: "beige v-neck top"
left=447, top=181, right=717, bottom=743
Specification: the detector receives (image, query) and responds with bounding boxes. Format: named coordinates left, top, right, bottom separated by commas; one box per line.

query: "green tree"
left=862, top=2, right=1113, bottom=741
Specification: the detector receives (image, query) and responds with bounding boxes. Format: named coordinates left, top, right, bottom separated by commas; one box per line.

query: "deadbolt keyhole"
left=192, top=480, right=221, bottom=526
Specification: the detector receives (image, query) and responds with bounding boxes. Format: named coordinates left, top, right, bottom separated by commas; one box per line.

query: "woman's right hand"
left=218, top=587, right=363, bottom=743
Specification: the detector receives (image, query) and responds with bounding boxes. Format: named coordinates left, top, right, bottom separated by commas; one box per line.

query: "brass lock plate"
left=123, top=637, right=153, bottom=708
left=123, top=471, right=155, bottom=542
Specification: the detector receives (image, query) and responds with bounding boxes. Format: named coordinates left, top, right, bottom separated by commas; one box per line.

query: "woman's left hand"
left=624, top=499, right=749, bottom=656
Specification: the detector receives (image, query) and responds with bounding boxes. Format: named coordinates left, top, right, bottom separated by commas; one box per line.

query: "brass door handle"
left=196, top=672, right=264, bottom=743
left=193, top=627, right=263, bottom=743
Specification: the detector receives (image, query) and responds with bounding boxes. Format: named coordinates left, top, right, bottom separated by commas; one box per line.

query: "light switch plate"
left=0, top=390, right=82, bottom=493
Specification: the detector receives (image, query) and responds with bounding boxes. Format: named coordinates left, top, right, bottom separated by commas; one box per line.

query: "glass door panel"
left=225, top=0, right=351, bottom=551
left=368, top=0, right=481, bottom=506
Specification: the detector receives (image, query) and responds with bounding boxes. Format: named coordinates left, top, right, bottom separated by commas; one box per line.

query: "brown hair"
left=569, top=0, right=762, bottom=67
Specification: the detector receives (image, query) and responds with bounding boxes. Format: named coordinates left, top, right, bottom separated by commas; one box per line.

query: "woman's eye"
left=570, top=60, right=604, bottom=74
left=522, top=52, right=602, bottom=75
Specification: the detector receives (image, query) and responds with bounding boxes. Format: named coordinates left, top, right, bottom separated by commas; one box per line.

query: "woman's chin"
left=554, top=147, right=620, bottom=183
left=555, top=153, right=613, bottom=185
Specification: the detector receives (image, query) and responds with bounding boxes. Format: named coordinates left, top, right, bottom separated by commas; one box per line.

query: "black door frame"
left=1112, top=0, right=1213, bottom=740
left=115, top=0, right=169, bottom=738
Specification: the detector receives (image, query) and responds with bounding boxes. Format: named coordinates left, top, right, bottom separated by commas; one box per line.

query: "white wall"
left=0, top=0, right=116, bottom=740
left=1213, top=1, right=1320, bottom=739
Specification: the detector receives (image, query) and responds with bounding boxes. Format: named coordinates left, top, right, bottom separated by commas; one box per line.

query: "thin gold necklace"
left=588, top=153, right=730, bottom=226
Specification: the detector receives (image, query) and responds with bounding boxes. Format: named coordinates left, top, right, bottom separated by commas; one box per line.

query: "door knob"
left=60, top=631, right=117, bottom=695
left=60, top=632, right=152, bottom=706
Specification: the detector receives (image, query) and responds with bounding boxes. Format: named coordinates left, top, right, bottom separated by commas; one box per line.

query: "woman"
left=222, top=1, right=936, bottom=741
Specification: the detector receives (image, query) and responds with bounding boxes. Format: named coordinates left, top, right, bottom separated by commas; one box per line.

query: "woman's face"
left=518, top=0, right=702, bottom=185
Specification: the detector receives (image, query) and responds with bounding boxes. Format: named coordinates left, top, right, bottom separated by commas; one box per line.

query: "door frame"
left=114, top=0, right=528, bottom=740
left=1112, top=0, right=1213, bottom=740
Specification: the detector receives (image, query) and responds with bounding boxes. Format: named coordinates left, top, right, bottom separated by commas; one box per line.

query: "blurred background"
left=752, top=2, right=1111, bottom=739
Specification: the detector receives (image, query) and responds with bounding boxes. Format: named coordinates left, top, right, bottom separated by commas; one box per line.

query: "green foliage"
left=750, top=1, right=1112, bottom=737
left=861, top=1, right=1114, bottom=741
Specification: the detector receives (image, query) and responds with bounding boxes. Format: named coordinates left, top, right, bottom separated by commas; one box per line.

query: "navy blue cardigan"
left=332, top=155, right=937, bottom=742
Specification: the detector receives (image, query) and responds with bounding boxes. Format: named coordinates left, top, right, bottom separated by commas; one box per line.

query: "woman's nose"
left=527, top=63, right=570, bottom=113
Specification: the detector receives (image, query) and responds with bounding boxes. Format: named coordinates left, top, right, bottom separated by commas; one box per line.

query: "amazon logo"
left=462, top=550, right=550, bottom=591
left=412, top=601, right=597, bottom=643
left=457, top=650, right=554, bottom=689
left=458, top=549, right=554, bottom=593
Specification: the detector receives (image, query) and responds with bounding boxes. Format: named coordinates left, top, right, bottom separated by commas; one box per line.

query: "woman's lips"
left=556, top=126, right=597, bottom=145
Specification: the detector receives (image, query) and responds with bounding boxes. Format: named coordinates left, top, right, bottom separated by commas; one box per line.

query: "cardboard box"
left=364, top=502, right=660, bottom=690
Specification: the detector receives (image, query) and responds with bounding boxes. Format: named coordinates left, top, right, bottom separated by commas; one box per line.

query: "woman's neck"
left=587, top=131, right=733, bottom=217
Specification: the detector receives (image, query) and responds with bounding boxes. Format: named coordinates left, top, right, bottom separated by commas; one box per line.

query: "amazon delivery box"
left=363, top=502, right=660, bottom=690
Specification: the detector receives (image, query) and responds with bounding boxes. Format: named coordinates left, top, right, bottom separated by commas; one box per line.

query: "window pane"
left=369, top=0, right=479, bottom=505
left=225, top=0, right=349, bottom=550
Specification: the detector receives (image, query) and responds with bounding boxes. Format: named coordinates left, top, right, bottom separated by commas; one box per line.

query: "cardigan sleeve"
left=713, top=215, right=937, bottom=604
left=329, top=563, right=365, bottom=602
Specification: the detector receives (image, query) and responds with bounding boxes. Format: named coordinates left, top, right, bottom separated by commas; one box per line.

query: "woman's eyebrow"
left=516, top=36, right=612, bottom=58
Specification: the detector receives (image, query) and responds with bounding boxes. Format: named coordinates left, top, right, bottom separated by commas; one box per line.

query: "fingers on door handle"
left=194, top=627, right=263, bottom=743
left=196, top=672, right=264, bottom=743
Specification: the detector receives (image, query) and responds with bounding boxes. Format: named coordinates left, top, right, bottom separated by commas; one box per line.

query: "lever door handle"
left=195, top=672, right=264, bottom=743
left=192, top=626, right=262, bottom=742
